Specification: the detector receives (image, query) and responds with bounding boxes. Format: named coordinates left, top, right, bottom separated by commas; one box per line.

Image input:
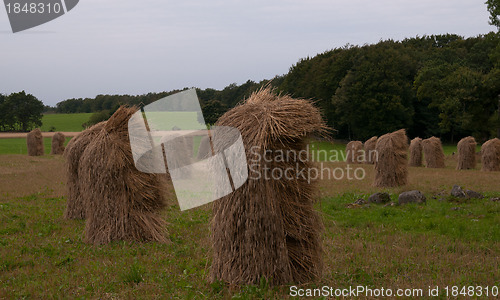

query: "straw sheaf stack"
left=78, top=106, right=168, bottom=245
left=50, top=132, right=66, bottom=155
left=63, top=122, right=106, bottom=219
left=481, top=138, right=500, bottom=172
left=364, top=136, right=378, bottom=164
left=345, top=141, right=363, bottom=164
left=422, top=137, right=445, bottom=168
left=408, top=137, right=423, bottom=167
left=374, top=129, right=408, bottom=187
left=456, top=136, right=477, bottom=170
left=210, top=87, right=328, bottom=286
left=27, top=128, right=44, bottom=156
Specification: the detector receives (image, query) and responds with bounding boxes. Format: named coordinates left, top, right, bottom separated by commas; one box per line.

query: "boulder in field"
left=398, top=190, right=426, bottom=205
left=368, top=192, right=391, bottom=204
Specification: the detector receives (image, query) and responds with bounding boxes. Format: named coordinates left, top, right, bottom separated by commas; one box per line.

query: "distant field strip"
left=0, top=138, right=72, bottom=155
left=41, top=113, right=92, bottom=132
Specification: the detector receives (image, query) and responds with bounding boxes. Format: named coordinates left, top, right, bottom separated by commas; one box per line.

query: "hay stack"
left=345, top=141, right=363, bottom=164
left=422, top=137, right=445, bottom=168
left=364, top=136, right=378, bottom=164
left=456, top=136, right=477, bottom=170
left=26, top=128, right=44, bottom=156
left=196, top=136, right=212, bottom=160
left=50, top=132, right=66, bottom=155
left=62, top=122, right=106, bottom=220
left=374, top=129, right=408, bottom=187
left=79, top=106, right=168, bottom=244
left=409, top=137, right=423, bottom=167
left=481, top=138, right=500, bottom=172
left=210, top=87, right=327, bottom=286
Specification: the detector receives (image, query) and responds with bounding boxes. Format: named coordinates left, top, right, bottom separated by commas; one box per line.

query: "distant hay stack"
left=409, top=137, right=423, bottom=167
left=26, top=128, right=44, bottom=156
left=62, top=122, right=106, bottom=220
left=79, top=106, right=168, bottom=245
left=196, top=136, right=212, bottom=160
left=422, top=137, right=445, bottom=168
left=50, top=132, right=66, bottom=155
left=346, top=141, right=363, bottom=164
left=210, top=87, right=327, bottom=286
left=364, top=136, right=378, bottom=164
left=481, top=138, right=500, bottom=172
left=373, top=129, right=408, bottom=187
left=456, top=136, right=477, bottom=170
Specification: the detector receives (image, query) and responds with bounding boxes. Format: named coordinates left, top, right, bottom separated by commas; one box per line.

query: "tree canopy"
left=0, top=91, right=44, bottom=132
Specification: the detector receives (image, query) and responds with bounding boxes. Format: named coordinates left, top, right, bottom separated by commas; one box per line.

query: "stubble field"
left=0, top=140, right=498, bottom=298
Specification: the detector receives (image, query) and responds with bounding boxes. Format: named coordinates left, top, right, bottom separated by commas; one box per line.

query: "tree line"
left=8, top=1, right=500, bottom=138
left=51, top=32, right=499, bottom=142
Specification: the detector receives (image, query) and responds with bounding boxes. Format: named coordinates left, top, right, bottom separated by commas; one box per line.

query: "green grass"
left=322, top=192, right=500, bottom=243
left=41, top=113, right=92, bottom=132
left=0, top=192, right=498, bottom=298
left=0, top=138, right=72, bottom=155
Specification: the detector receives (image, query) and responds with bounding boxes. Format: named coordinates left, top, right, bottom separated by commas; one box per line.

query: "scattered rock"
left=465, top=190, right=484, bottom=199
left=491, top=197, right=500, bottom=202
left=384, top=202, right=396, bottom=207
left=368, top=192, right=391, bottom=204
left=354, top=199, right=367, bottom=205
left=451, top=185, right=466, bottom=198
left=398, top=190, right=426, bottom=205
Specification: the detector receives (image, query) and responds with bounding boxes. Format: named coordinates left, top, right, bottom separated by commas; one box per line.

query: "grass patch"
left=41, top=113, right=92, bottom=132
left=0, top=191, right=498, bottom=298
left=0, top=137, right=72, bottom=155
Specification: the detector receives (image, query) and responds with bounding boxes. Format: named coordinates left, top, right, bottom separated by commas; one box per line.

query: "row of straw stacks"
left=26, top=129, right=65, bottom=156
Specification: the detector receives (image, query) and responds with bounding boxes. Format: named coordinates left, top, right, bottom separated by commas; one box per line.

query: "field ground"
left=0, top=149, right=499, bottom=298
left=41, top=113, right=93, bottom=132
left=0, top=138, right=73, bottom=155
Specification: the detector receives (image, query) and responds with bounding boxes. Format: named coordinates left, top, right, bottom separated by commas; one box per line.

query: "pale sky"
left=0, top=0, right=495, bottom=106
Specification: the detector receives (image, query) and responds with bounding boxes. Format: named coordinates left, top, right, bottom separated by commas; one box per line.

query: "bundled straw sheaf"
left=79, top=106, right=168, bottom=245
left=210, top=87, right=327, bottom=286
left=50, top=132, right=66, bottom=155
left=409, top=137, right=423, bottom=167
left=27, top=128, right=44, bottom=156
left=364, top=136, right=378, bottom=164
left=422, top=137, right=445, bottom=168
left=456, top=136, right=477, bottom=170
left=62, top=122, right=106, bottom=219
left=346, top=141, right=364, bottom=164
left=374, top=129, right=408, bottom=187
left=481, top=138, right=500, bottom=172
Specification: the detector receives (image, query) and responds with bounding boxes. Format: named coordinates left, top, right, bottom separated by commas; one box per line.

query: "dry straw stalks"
left=374, top=129, right=408, bottom=187
left=422, top=137, right=445, bottom=168
left=456, top=136, right=477, bottom=170
left=26, top=128, right=44, bottom=156
left=210, top=87, right=327, bottom=286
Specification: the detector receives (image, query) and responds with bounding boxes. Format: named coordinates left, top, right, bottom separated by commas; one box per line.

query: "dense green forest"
left=51, top=32, right=500, bottom=142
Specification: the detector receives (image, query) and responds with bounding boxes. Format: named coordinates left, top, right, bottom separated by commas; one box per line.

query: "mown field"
left=0, top=138, right=72, bottom=155
left=0, top=144, right=499, bottom=298
left=41, top=113, right=93, bottom=132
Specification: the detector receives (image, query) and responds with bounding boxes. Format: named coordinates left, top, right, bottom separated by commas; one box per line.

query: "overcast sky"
left=0, top=0, right=495, bottom=106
